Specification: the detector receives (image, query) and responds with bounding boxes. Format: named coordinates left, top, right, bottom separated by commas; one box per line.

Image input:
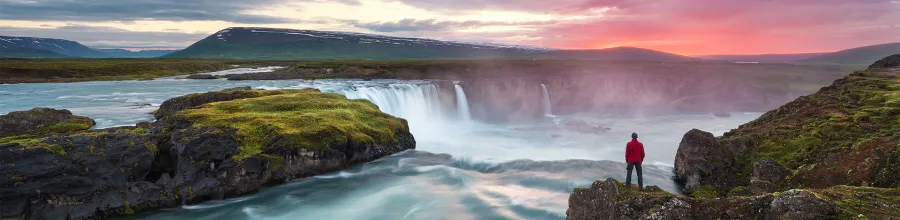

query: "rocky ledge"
left=567, top=54, right=900, bottom=219
left=0, top=88, right=415, bottom=219
left=568, top=178, right=899, bottom=220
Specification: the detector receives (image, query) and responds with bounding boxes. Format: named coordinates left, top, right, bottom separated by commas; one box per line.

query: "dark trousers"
left=626, top=162, right=643, bottom=189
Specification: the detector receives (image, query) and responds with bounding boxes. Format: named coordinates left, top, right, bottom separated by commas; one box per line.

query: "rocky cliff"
left=0, top=88, right=415, bottom=219
left=567, top=54, right=900, bottom=219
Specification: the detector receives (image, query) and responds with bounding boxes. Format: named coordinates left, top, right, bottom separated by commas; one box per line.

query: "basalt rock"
left=565, top=179, right=883, bottom=220
left=0, top=107, right=94, bottom=138
left=184, top=74, right=218, bottom=79
left=0, top=128, right=165, bottom=219
left=1, top=89, right=416, bottom=219
left=673, top=129, right=740, bottom=194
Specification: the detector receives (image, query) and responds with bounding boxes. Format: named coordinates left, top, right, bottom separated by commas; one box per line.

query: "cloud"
left=348, top=18, right=556, bottom=33
left=0, top=0, right=317, bottom=23
left=528, top=0, right=900, bottom=54
left=0, top=25, right=208, bottom=48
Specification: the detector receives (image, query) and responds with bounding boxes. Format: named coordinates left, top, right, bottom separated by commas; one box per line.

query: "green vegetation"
left=690, top=185, right=719, bottom=199
left=0, top=59, right=239, bottom=83
left=818, top=185, right=900, bottom=219
left=175, top=89, right=408, bottom=160
left=38, top=117, right=95, bottom=134
left=722, top=67, right=900, bottom=188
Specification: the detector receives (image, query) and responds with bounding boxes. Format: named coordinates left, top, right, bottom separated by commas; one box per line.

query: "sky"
left=0, top=0, right=898, bottom=55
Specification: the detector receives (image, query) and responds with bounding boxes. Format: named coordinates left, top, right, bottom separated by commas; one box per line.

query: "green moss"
left=39, top=117, right=94, bottom=134
left=144, top=142, right=158, bottom=154
left=176, top=89, right=408, bottom=160
left=817, top=185, right=900, bottom=219
left=123, top=200, right=134, bottom=215
left=690, top=185, right=719, bottom=199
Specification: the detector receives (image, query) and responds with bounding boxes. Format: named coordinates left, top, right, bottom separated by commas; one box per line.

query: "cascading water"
left=541, top=84, right=553, bottom=117
left=0, top=76, right=764, bottom=220
left=453, top=82, right=471, bottom=121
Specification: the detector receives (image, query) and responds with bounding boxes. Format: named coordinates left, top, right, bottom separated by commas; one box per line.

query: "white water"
left=453, top=83, right=472, bottom=121
left=541, top=84, right=553, bottom=117
left=0, top=76, right=763, bottom=220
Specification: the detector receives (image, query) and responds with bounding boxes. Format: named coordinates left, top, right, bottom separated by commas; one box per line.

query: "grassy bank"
left=0, top=59, right=298, bottom=83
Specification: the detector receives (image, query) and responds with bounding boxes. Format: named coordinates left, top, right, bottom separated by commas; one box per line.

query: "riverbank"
left=0, top=59, right=299, bottom=84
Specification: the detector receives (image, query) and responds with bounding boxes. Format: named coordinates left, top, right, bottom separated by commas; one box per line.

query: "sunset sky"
left=0, top=0, right=898, bottom=55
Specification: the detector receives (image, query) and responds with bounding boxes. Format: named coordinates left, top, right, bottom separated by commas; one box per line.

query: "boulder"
left=673, top=129, right=737, bottom=194
left=0, top=107, right=94, bottom=138
left=752, top=158, right=789, bottom=187
left=768, top=190, right=843, bottom=220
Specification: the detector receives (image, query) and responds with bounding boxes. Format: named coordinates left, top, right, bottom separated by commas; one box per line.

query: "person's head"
left=631, top=132, right=638, bottom=139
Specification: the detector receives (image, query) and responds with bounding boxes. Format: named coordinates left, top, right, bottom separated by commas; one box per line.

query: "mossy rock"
left=173, top=88, right=409, bottom=160
left=0, top=107, right=94, bottom=139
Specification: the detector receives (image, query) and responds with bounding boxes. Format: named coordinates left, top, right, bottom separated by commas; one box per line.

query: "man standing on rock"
left=625, top=132, right=645, bottom=190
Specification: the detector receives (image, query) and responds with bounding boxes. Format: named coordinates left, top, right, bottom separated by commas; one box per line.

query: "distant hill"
left=0, top=35, right=107, bottom=58
left=523, top=47, right=700, bottom=62
left=165, top=27, right=548, bottom=60
left=0, top=47, right=70, bottom=58
left=800, top=42, right=900, bottom=64
left=97, top=49, right=179, bottom=58
left=699, top=53, right=826, bottom=62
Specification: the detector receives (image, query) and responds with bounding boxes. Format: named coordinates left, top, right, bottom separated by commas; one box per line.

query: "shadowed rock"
left=0, top=107, right=94, bottom=138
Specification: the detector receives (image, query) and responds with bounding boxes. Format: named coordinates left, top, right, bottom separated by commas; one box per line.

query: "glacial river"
left=0, top=68, right=761, bottom=219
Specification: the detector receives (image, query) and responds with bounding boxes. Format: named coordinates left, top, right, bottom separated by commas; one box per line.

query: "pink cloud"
left=518, top=0, right=900, bottom=54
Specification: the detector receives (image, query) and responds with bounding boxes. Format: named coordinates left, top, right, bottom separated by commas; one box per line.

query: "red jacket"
left=625, top=138, right=645, bottom=163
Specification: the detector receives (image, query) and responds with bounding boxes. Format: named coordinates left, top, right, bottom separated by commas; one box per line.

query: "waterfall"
left=541, top=84, right=553, bottom=116
left=341, top=83, right=444, bottom=122
left=454, top=83, right=471, bottom=121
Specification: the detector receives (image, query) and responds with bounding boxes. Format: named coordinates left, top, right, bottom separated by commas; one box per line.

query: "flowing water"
left=0, top=69, right=763, bottom=219
left=541, top=84, right=552, bottom=117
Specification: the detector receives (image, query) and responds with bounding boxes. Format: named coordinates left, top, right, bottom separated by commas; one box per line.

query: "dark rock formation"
left=673, top=129, right=739, bottom=194
left=868, top=54, right=900, bottom=69
left=0, top=107, right=94, bottom=138
left=184, top=74, right=218, bottom=79
left=1, top=89, right=416, bottom=219
left=0, top=128, right=163, bottom=219
left=566, top=179, right=874, bottom=220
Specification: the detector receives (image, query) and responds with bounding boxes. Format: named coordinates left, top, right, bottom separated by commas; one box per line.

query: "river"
left=0, top=68, right=761, bottom=219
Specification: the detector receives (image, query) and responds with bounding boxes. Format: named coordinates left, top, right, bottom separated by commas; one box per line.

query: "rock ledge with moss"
left=0, top=88, right=415, bottom=219
left=567, top=54, right=900, bottom=219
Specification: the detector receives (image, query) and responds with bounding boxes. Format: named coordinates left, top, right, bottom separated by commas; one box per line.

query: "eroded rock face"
left=0, top=128, right=163, bottom=219
left=673, top=129, right=738, bottom=194
left=0, top=107, right=94, bottom=138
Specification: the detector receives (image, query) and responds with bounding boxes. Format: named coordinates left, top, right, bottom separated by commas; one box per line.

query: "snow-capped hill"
left=0, top=35, right=107, bottom=58
left=166, top=27, right=549, bottom=59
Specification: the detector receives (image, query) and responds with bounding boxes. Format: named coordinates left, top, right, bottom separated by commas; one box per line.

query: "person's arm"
left=640, top=143, right=646, bottom=161
left=625, top=143, right=631, bottom=161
